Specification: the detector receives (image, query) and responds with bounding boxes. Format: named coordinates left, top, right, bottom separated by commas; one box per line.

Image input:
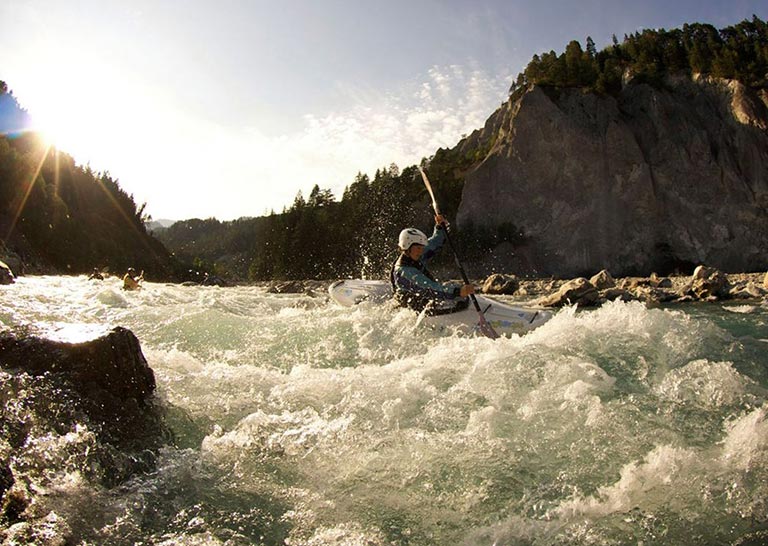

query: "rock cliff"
left=456, top=76, right=768, bottom=277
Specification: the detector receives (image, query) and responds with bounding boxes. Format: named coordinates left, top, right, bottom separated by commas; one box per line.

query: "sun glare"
left=17, top=46, right=165, bottom=177
left=32, top=83, right=126, bottom=166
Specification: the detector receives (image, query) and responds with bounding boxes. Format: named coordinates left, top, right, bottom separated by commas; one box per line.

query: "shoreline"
left=265, top=269, right=767, bottom=308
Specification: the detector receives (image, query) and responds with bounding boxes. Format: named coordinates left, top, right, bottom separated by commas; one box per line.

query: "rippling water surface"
left=1, top=275, right=767, bottom=545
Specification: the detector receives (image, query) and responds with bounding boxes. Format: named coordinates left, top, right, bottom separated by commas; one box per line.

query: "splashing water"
left=1, top=275, right=767, bottom=545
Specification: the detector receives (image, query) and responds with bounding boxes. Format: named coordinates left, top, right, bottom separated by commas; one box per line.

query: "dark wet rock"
left=202, top=274, right=228, bottom=287
left=0, top=242, right=23, bottom=277
left=482, top=273, right=519, bottom=295
left=0, top=260, right=14, bottom=285
left=0, top=327, right=155, bottom=405
left=537, top=277, right=600, bottom=307
left=589, top=270, right=615, bottom=290
left=0, top=327, right=169, bottom=484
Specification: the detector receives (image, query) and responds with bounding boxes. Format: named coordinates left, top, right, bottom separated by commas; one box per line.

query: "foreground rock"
left=0, top=327, right=170, bottom=530
left=0, top=326, right=156, bottom=409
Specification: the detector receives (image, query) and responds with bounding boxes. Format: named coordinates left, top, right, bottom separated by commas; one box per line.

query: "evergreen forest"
left=511, top=15, right=768, bottom=95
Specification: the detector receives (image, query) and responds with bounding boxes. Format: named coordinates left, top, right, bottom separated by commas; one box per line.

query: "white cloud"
left=134, top=63, right=512, bottom=221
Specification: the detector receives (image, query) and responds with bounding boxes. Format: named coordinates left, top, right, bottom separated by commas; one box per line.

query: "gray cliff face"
left=456, top=77, right=768, bottom=277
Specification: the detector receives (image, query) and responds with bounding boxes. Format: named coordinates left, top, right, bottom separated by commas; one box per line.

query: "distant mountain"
left=145, top=219, right=177, bottom=232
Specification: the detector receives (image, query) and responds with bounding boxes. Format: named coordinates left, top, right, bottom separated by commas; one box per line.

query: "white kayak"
left=328, top=279, right=552, bottom=337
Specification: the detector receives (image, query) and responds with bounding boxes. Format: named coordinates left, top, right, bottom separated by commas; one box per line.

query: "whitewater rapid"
left=1, top=275, right=767, bottom=545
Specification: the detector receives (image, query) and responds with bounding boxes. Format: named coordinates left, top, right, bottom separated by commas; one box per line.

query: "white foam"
left=721, top=406, right=768, bottom=470
left=654, top=360, right=759, bottom=409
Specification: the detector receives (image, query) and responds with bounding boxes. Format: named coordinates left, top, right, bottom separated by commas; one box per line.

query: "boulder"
left=728, top=281, right=766, bottom=300
left=0, top=326, right=155, bottom=403
left=690, top=265, right=730, bottom=300
left=589, top=270, right=615, bottom=290
left=0, top=260, right=14, bottom=285
left=599, top=287, right=635, bottom=302
left=482, top=273, right=519, bottom=295
left=632, top=286, right=680, bottom=305
left=649, top=272, right=673, bottom=288
left=0, top=327, right=171, bottom=499
left=0, top=327, right=165, bottom=456
left=537, top=277, right=600, bottom=307
left=764, top=271, right=768, bottom=290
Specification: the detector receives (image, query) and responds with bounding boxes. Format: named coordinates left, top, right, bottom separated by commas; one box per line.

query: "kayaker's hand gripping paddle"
left=418, top=167, right=500, bottom=340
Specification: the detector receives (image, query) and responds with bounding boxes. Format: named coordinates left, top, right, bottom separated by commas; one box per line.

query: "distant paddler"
left=122, top=267, right=144, bottom=291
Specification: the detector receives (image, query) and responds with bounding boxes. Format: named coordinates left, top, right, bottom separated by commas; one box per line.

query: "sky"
left=1, top=1, right=766, bottom=221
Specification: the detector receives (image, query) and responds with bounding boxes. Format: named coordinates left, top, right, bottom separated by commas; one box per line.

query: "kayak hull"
left=328, top=279, right=551, bottom=336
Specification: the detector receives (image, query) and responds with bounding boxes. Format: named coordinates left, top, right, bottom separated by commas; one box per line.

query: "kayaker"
left=122, top=267, right=143, bottom=291
left=390, top=214, right=474, bottom=314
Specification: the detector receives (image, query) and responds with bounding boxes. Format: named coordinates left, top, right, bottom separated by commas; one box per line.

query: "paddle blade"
left=472, top=300, right=500, bottom=339
left=418, top=167, right=440, bottom=215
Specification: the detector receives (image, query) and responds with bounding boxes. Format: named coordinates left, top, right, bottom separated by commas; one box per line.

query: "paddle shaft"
left=418, top=167, right=499, bottom=339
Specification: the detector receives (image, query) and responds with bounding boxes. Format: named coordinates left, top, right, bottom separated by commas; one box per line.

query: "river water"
left=1, top=275, right=767, bottom=545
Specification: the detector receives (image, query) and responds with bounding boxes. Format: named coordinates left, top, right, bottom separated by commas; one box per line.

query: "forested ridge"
left=511, top=15, right=767, bottom=95
left=0, top=82, right=182, bottom=278
left=3, top=16, right=766, bottom=282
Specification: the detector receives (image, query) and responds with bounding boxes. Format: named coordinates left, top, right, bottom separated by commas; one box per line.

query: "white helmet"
left=398, top=228, right=428, bottom=251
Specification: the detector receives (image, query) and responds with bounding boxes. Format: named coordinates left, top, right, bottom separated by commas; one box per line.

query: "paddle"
left=418, top=167, right=500, bottom=340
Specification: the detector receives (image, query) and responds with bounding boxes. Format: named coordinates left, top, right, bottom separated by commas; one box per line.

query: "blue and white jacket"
left=390, top=224, right=464, bottom=312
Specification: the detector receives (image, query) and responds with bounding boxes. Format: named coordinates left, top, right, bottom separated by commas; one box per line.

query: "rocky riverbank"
left=482, top=267, right=767, bottom=307
left=265, top=266, right=767, bottom=308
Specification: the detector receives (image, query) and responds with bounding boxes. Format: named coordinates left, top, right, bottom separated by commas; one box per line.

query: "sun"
left=30, top=81, right=129, bottom=166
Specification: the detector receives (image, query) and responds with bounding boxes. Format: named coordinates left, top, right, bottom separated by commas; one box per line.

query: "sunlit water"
left=1, top=275, right=767, bottom=545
